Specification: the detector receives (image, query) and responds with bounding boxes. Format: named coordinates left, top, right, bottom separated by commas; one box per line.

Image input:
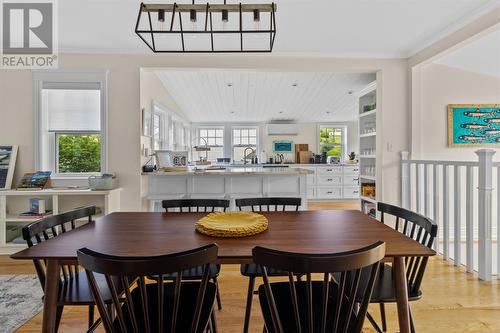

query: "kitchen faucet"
left=243, top=147, right=256, bottom=165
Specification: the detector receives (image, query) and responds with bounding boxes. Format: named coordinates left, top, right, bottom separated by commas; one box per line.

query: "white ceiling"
left=155, top=70, right=375, bottom=122
left=434, top=29, right=500, bottom=78
left=58, top=0, right=500, bottom=57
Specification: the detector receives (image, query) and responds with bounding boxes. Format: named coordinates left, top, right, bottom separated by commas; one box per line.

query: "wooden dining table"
left=11, top=210, right=435, bottom=333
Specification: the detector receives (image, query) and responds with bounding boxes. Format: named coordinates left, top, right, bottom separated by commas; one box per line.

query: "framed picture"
left=142, top=108, right=152, bottom=137
left=0, top=145, right=18, bottom=190
left=447, top=104, right=500, bottom=147
left=273, top=140, right=293, bottom=153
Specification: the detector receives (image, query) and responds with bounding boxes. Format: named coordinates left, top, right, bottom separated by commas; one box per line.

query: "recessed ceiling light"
left=326, top=111, right=331, bottom=114
left=230, top=111, right=235, bottom=114
left=292, top=83, right=298, bottom=87
left=279, top=111, right=284, bottom=114
left=347, top=90, right=354, bottom=95
left=227, top=83, right=233, bottom=87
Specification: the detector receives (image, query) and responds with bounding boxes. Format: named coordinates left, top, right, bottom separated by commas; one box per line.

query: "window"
left=193, top=127, right=225, bottom=162
left=232, top=127, right=258, bottom=162
left=319, top=125, right=346, bottom=158
left=34, top=71, right=108, bottom=176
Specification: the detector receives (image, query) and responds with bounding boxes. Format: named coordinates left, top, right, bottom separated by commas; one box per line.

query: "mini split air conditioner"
left=266, top=123, right=299, bottom=135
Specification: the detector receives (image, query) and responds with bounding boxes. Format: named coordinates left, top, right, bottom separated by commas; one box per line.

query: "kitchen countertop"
left=143, top=167, right=314, bottom=176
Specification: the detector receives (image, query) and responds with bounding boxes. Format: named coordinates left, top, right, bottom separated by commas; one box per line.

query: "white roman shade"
left=42, top=82, right=101, bottom=132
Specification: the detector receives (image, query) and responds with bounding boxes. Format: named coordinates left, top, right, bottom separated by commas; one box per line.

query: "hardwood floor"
left=2, top=200, right=499, bottom=332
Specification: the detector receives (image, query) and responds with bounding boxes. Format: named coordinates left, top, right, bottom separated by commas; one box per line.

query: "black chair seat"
left=258, top=281, right=357, bottom=333
left=240, top=264, right=287, bottom=277
left=58, top=270, right=122, bottom=305
left=333, top=264, right=422, bottom=304
left=113, top=281, right=216, bottom=333
left=366, top=264, right=422, bottom=302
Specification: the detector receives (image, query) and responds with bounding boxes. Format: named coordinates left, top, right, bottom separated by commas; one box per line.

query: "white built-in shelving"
left=358, top=81, right=378, bottom=217
left=0, top=188, right=121, bottom=254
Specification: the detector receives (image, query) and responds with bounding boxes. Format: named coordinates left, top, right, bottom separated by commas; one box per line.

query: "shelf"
left=360, top=196, right=377, bottom=204
left=359, top=155, right=376, bottom=159
left=360, top=132, right=376, bottom=138
left=0, top=188, right=122, bottom=196
left=360, top=175, right=376, bottom=180
left=5, top=216, right=45, bottom=223
left=359, top=109, right=376, bottom=118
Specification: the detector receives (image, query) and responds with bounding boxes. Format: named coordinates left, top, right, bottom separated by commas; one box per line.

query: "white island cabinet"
left=144, top=167, right=313, bottom=211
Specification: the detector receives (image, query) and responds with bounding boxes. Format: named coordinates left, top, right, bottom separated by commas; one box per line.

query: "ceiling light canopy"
left=135, top=1, right=277, bottom=53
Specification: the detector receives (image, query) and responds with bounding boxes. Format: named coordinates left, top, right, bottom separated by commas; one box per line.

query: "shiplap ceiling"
left=155, top=70, right=375, bottom=122
left=434, top=29, right=500, bottom=78
left=58, top=0, right=499, bottom=57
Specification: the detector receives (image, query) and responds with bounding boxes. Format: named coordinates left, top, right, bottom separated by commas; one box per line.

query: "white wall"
left=0, top=54, right=408, bottom=209
left=261, top=122, right=359, bottom=163
left=417, top=63, right=500, bottom=161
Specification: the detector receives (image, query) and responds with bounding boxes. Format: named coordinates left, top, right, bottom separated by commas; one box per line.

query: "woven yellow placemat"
left=195, top=211, right=268, bottom=237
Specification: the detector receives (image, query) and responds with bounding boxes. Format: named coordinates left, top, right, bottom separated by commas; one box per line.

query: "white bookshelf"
left=358, top=81, right=378, bottom=218
left=0, top=188, right=121, bottom=254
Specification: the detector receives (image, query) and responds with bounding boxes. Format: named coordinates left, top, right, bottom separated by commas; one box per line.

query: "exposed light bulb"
left=222, top=9, right=228, bottom=30
left=190, top=9, right=197, bottom=31
left=158, top=9, right=165, bottom=31
left=253, top=9, right=260, bottom=30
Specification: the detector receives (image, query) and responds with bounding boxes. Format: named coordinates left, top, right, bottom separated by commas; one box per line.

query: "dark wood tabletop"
left=11, top=210, right=435, bottom=262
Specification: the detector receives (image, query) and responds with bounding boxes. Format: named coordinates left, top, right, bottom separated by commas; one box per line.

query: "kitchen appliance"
left=327, top=156, right=341, bottom=164
left=172, top=151, right=188, bottom=166
left=320, top=152, right=327, bottom=164
left=314, top=154, right=321, bottom=164
left=216, top=158, right=231, bottom=164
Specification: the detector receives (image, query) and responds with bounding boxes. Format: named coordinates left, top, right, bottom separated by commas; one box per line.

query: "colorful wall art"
left=448, top=104, right=500, bottom=147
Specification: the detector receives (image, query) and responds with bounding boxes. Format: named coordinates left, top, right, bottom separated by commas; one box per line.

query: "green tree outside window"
left=57, top=134, right=101, bottom=173
left=319, top=127, right=344, bottom=157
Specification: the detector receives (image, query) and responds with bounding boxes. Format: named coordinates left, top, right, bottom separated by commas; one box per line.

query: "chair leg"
left=213, top=277, right=222, bottom=310
left=409, top=305, right=416, bottom=333
left=379, top=303, right=387, bottom=332
left=243, top=276, right=255, bottom=333
left=88, top=305, right=94, bottom=329
left=366, top=311, right=384, bottom=333
left=210, top=307, right=218, bottom=333
left=54, top=305, right=64, bottom=333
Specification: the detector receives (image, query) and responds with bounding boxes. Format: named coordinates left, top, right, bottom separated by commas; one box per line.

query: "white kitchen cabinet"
left=316, top=187, right=342, bottom=199
left=290, top=164, right=360, bottom=200
left=343, top=186, right=360, bottom=199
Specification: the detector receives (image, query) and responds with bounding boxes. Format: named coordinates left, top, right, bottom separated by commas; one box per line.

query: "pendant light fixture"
left=135, top=1, right=277, bottom=53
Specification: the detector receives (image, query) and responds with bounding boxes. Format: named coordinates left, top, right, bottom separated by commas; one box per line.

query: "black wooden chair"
left=253, top=241, right=386, bottom=333
left=235, top=197, right=301, bottom=212
left=77, top=244, right=219, bottom=333
left=22, top=205, right=107, bottom=333
left=235, top=197, right=301, bottom=333
left=161, top=199, right=229, bottom=310
left=162, top=199, right=230, bottom=213
left=364, top=202, right=438, bottom=333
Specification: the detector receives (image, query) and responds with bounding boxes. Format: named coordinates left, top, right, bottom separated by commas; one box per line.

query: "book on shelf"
left=17, top=171, right=52, bottom=190
left=29, top=198, right=46, bottom=214
left=17, top=210, right=52, bottom=219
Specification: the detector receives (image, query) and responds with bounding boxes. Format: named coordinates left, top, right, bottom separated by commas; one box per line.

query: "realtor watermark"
left=1, top=0, right=58, bottom=69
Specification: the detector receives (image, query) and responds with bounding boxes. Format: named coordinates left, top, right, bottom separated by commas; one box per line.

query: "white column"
left=466, top=166, right=474, bottom=273
left=454, top=165, right=462, bottom=267
left=401, top=151, right=410, bottom=209
left=475, top=149, right=495, bottom=281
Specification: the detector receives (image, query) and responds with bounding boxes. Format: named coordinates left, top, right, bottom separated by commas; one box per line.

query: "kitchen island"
left=143, top=167, right=313, bottom=211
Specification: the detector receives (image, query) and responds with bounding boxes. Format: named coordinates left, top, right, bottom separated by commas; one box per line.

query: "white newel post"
left=401, top=151, right=410, bottom=209
left=475, top=149, right=495, bottom=281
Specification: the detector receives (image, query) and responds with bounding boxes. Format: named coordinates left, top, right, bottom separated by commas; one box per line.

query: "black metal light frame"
left=135, top=2, right=277, bottom=53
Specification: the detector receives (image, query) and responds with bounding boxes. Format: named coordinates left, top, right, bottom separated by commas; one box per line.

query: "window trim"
left=193, top=126, right=225, bottom=162
left=231, top=126, right=259, bottom=162
left=33, top=70, right=108, bottom=178
left=317, top=124, right=347, bottom=160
